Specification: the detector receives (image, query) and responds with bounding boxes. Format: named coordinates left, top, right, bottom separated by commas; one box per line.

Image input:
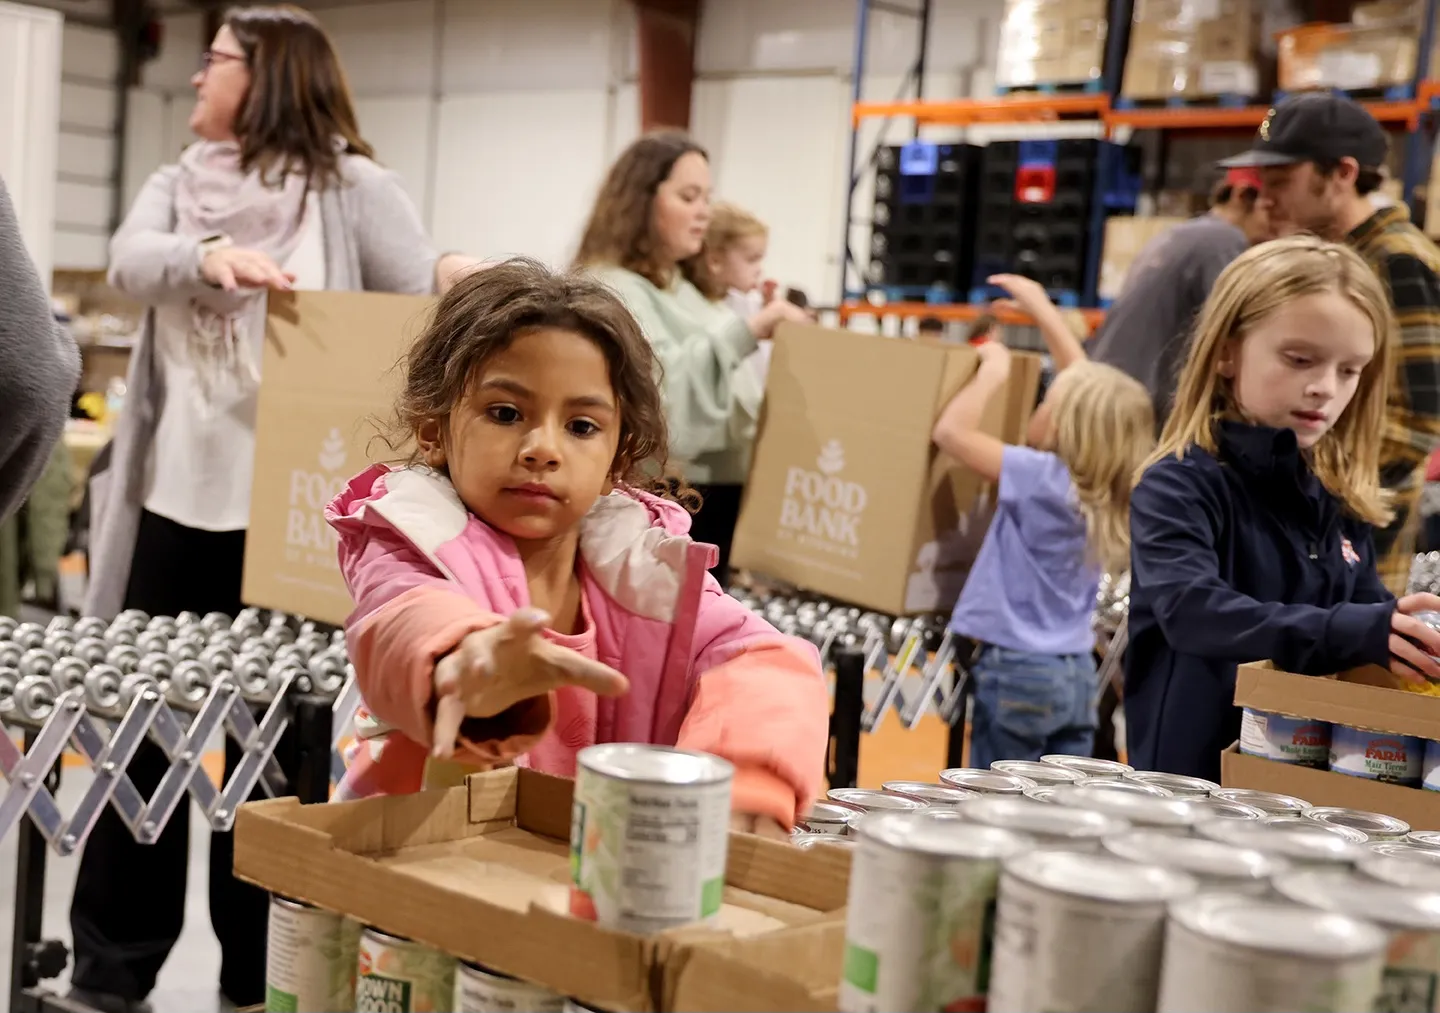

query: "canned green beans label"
left=356, top=974, right=410, bottom=1012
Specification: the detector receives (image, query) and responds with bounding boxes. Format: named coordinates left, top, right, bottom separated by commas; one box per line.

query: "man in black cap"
left=1222, top=91, right=1440, bottom=594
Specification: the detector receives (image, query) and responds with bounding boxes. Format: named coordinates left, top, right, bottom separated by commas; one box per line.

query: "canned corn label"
left=1239, top=708, right=1330, bottom=767
left=1329, top=725, right=1424, bottom=785
left=264, top=899, right=360, bottom=1013
left=355, top=929, right=455, bottom=1013
left=1424, top=740, right=1440, bottom=792
left=1380, top=929, right=1440, bottom=1013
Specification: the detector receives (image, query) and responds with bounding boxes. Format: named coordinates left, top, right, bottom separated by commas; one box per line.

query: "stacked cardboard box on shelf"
left=1098, top=216, right=1187, bottom=302
left=1277, top=21, right=1418, bottom=93
left=996, top=0, right=1109, bottom=90
left=1123, top=0, right=1267, bottom=102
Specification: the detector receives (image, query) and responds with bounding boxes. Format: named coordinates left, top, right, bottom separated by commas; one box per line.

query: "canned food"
left=1103, top=830, right=1285, bottom=894
left=1276, top=867, right=1440, bottom=1013
left=879, top=781, right=979, bottom=805
left=1051, top=785, right=1202, bottom=833
left=792, top=832, right=857, bottom=851
left=1022, top=785, right=1061, bottom=803
left=355, top=927, right=454, bottom=1013
left=1361, top=852, right=1440, bottom=891
left=1263, top=815, right=1371, bottom=844
left=962, top=796, right=1128, bottom=850
left=1076, top=776, right=1173, bottom=797
left=989, top=760, right=1085, bottom=786
left=1374, top=841, right=1440, bottom=864
left=938, top=768, right=1037, bottom=795
left=1238, top=707, right=1332, bottom=768
left=1157, top=892, right=1386, bottom=1013
left=1120, top=770, right=1218, bottom=797
left=839, top=811, right=1033, bottom=1013
left=988, top=850, right=1196, bottom=1013
left=264, top=896, right=360, bottom=1013
left=570, top=744, right=732, bottom=934
left=1191, top=798, right=1266, bottom=821
left=1038, top=754, right=1133, bottom=779
left=454, top=961, right=564, bottom=1013
left=1198, top=819, right=1365, bottom=868
left=827, top=788, right=928, bottom=813
left=801, top=800, right=864, bottom=835
left=1209, top=787, right=1310, bottom=816
left=1330, top=724, right=1424, bottom=785
left=1411, top=831, right=1440, bottom=851
left=1425, top=740, right=1440, bottom=791
left=1306, top=806, right=1410, bottom=841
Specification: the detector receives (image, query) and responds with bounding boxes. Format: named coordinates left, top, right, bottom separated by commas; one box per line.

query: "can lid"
left=1407, top=830, right=1440, bottom=850
left=1004, top=849, right=1196, bottom=902
left=828, top=788, right=928, bottom=813
left=965, top=796, right=1129, bottom=840
left=1022, top=785, right=1060, bottom=803
left=791, top=832, right=857, bottom=851
left=1372, top=841, right=1440, bottom=863
left=939, top=768, right=1038, bottom=794
left=989, top=760, right=1085, bottom=785
left=1209, top=787, right=1311, bottom=814
left=1198, top=819, right=1365, bottom=864
left=1122, top=770, right=1219, bottom=796
left=855, top=810, right=1033, bottom=858
left=1275, top=868, right=1440, bottom=931
left=879, top=781, right=980, bottom=804
left=1170, top=893, right=1388, bottom=958
left=1076, top=777, right=1172, bottom=797
left=578, top=744, right=734, bottom=785
left=1104, top=830, right=1285, bottom=881
left=1263, top=815, right=1370, bottom=844
left=1039, top=754, right=1134, bottom=777
left=1360, top=850, right=1440, bottom=890
left=1192, top=798, right=1266, bottom=821
left=1305, top=807, right=1410, bottom=839
left=804, top=801, right=864, bottom=824
left=1052, top=786, right=1200, bottom=828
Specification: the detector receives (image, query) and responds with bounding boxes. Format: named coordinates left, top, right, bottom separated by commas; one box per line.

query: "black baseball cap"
left=1218, top=92, right=1389, bottom=170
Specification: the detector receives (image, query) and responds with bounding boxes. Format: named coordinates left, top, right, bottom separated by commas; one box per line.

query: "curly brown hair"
left=391, top=258, right=694, bottom=506
left=574, top=131, right=708, bottom=287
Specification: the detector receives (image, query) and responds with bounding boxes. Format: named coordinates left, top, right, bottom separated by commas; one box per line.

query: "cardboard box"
left=1278, top=23, right=1418, bottom=92
left=1124, top=0, right=1265, bottom=100
left=997, top=0, right=1108, bottom=87
left=1099, top=216, right=1187, bottom=301
left=243, top=290, right=434, bottom=624
left=730, top=324, right=1041, bottom=616
left=234, top=766, right=849, bottom=1013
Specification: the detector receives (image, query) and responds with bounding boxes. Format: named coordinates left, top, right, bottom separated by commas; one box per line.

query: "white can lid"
left=1004, top=849, right=1197, bottom=903
left=1170, top=892, right=1387, bottom=958
left=1274, top=867, right=1440, bottom=932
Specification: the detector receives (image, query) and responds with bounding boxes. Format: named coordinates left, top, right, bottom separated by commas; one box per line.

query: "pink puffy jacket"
left=324, top=464, right=829, bottom=827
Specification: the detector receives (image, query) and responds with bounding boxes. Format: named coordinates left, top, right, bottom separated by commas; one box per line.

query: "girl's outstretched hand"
left=730, top=811, right=791, bottom=840
left=986, top=273, right=1052, bottom=318
left=1388, top=596, right=1440, bottom=685
left=431, top=609, right=629, bottom=758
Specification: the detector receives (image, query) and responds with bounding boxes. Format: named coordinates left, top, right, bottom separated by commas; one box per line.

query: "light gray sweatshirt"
left=0, top=176, right=81, bottom=520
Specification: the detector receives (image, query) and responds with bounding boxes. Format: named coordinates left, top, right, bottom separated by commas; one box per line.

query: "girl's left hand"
left=1398, top=592, right=1440, bottom=616
left=730, top=811, right=791, bottom=840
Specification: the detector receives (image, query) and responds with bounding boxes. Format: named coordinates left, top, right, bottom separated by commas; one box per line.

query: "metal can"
left=938, top=768, right=1037, bottom=795
left=1362, top=851, right=1440, bottom=891
left=1157, top=891, right=1386, bottom=1013
left=1120, top=770, right=1218, bottom=797
left=1276, top=867, right=1440, bottom=1013
left=1051, top=785, right=1202, bottom=833
left=264, top=896, right=360, bottom=1013
left=800, top=800, right=864, bottom=835
left=354, top=927, right=454, bottom=1013
left=1425, top=740, right=1440, bottom=791
left=1198, top=819, right=1365, bottom=868
left=880, top=781, right=980, bottom=805
left=569, top=744, right=733, bottom=934
left=1411, top=831, right=1440, bottom=851
left=1263, top=815, right=1371, bottom=844
left=792, top=832, right=857, bottom=851
left=1330, top=725, right=1425, bottom=785
left=1209, top=787, right=1310, bottom=816
left=989, top=760, right=1085, bottom=787
left=961, top=796, right=1128, bottom=851
left=1022, top=785, right=1061, bottom=803
left=1377, top=841, right=1440, bottom=864
left=1306, top=806, right=1410, bottom=841
left=1103, top=830, right=1285, bottom=894
left=454, top=961, right=564, bottom=1013
left=1191, top=798, right=1266, bottom=821
left=1238, top=707, right=1332, bottom=768
left=1038, top=754, right=1132, bottom=779
left=1075, top=776, right=1172, bottom=797
left=828, top=788, right=928, bottom=813
left=987, top=850, right=1196, bottom=1013
left=839, top=810, right=1033, bottom=1013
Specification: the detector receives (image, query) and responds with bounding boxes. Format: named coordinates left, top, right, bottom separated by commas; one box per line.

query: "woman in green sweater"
left=576, top=132, right=806, bottom=584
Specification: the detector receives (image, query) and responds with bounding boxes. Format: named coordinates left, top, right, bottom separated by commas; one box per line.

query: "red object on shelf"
left=1015, top=165, right=1056, bottom=204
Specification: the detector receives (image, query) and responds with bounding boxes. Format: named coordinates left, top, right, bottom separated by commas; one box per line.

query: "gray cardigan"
left=0, top=178, right=81, bottom=522
left=85, top=155, right=439, bottom=619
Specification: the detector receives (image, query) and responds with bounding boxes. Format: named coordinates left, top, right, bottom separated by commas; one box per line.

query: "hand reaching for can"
left=1388, top=593, right=1440, bottom=685
left=430, top=609, right=629, bottom=759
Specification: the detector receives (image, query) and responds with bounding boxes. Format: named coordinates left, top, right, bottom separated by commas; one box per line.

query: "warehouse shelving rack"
left=839, top=0, right=1440, bottom=329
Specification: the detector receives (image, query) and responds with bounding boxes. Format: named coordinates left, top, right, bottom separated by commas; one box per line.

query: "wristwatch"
left=196, top=234, right=232, bottom=284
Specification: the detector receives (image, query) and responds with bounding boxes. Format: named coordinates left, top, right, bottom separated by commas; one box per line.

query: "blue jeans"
left=968, top=645, right=1099, bottom=770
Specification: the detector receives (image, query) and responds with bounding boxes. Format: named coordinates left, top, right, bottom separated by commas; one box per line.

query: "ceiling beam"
left=631, top=0, right=699, bottom=133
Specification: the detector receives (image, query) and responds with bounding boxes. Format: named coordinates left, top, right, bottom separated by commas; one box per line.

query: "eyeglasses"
left=200, top=49, right=247, bottom=71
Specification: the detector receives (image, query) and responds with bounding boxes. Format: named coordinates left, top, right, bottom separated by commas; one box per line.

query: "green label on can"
left=701, top=876, right=724, bottom=917
left=570, top=799, right=587, bottom=885
left=264, top=984, right=298, bottom=1013
left=844, top=942, right=879, bottom=994
left=355, top=973, right=411, bottom=1012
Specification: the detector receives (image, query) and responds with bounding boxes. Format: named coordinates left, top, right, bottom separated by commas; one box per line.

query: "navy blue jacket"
left=1125, top=421, right=1395, bottom=781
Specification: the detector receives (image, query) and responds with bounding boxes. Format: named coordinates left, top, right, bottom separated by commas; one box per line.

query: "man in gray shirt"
left=1089, top=168, right=1271, bottom=428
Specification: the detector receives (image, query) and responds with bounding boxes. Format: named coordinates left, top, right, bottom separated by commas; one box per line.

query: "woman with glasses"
left=72, top=7, right=479, bottom=1011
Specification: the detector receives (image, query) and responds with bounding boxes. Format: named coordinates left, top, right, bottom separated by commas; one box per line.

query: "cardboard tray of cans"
left=1224, top=661, right=1440, bottom=831
left=233, top=766, right=848, bottom=1013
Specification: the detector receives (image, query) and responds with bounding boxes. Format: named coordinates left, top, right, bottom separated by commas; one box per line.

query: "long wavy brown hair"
left=389, top=258, right=695, bottom=508
left=574, top=131, right=708, bottom=287
left=225, top=4, right=373, bottom=188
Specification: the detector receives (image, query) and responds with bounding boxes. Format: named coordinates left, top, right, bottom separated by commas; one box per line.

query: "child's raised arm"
left=987, top=273, right=1087, bottom=372
left=932, top=340, right=1012, bottom=483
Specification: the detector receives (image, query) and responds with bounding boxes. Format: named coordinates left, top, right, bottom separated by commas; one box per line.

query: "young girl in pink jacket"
left=325, top=258, right=828, bottom=836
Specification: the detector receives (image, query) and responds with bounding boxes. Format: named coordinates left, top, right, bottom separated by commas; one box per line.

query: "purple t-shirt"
left=948, top=445, right=1100, bottom=654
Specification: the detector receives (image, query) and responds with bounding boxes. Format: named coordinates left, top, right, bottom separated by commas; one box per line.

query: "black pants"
left=690, top=483, right=743, bottom=588
left=70, top=510, right=293, bottom=1005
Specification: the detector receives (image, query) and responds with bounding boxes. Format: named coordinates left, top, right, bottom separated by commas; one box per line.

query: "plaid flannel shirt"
left=1349, top=205, right=1440, bottom=593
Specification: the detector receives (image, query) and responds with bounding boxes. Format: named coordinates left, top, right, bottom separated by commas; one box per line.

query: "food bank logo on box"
left=285, top=427, right=347, bottom=565
left=778, top=439, right=867, bottom=559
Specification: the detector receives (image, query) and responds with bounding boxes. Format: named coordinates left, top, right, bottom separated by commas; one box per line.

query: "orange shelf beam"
left=839, top=301, right=1106, bottom=331
left=853, top=94, right=1110, bottom=126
